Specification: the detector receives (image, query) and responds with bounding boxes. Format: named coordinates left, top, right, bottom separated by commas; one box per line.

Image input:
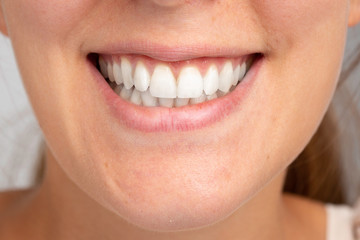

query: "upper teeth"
left=99, top=55, right=250, bottom=107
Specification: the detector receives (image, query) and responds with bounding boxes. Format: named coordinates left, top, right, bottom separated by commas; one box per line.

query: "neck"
left=20, top=148, right=292, bottom=240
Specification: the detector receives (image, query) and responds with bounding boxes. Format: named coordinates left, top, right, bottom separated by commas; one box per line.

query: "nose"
left=149, top=0, right=190, bottom=8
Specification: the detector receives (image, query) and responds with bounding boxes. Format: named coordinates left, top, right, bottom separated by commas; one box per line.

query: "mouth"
left=89, top=51, right=263, bottom=132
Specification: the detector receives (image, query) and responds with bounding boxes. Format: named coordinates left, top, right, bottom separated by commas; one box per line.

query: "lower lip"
left=89, top=55, right=264, bottom=132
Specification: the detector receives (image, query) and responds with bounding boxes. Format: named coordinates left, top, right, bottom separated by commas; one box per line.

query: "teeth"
left=113, top=62, right=123, bottom=85
left=175, top=98, right=189, bottom=107
left=107, top=63, right=116, bottom=83
left=141, top=89, right=158, bottom=107
left=159, top=98, right=174, bottom=107
left=203, top=64, right=219, bottom=95
left=177, top=66, right=203, bottom=98
left=121, top=57, right=134, bottom=89
left=120, top=86, right=133, bottom=100
left=232, top=65, right=240, bottom=86
left=100, top=56, right=253, bottom=107
left=150, top=65, right=177, bottom=98
left=134, top=61, right=150, bottom=92
left=99, top=56, right=108, bottom=78
left=207, top=93, right=218, bottom=100
left=190, top=92, right=207, bottom=105
left=218, top=61, right=234, bottom=93
left=130, top=89, right=142, bottom=105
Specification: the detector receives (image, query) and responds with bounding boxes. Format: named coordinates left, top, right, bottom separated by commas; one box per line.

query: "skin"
left=0, top=0, right=360, bottom=239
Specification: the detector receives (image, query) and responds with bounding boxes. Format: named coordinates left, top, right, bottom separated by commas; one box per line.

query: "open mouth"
left=94, top=53, right=259, bottom=108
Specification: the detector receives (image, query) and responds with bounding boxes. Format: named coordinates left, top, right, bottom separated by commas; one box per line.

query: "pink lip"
left=89, top=54, right=264, bottom=132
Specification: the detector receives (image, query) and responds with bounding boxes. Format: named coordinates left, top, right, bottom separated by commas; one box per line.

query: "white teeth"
left=141, top=89, right=158, bottom=107
left=130, top=89, right=142, bottom=105
left=99, top=56, right=108, bottom=78
left=107, top=63, right=116, bottom=83
left=121, top=57, right=134, bottom=89
left=232, top=65, right=240, bottom=86
left=113, top=62, right=123, bottom=85
left=134, top=61, right=150, bottom=92
left=120, top=87, right=133, bottom=100
left=177, top=66, right=203, bottom=98
left=190, top=92, right=206, bottom=105
left=239, top=62, right=246, bottom=80
left=175, top=98, right=189, bottom=107
left=150, top=65, right=177, bottom=98
left=159, top=98, right=174, bottom=107
left=207, top=93, right=218, bottom=100
left=100, top=56, right=253, bottom=107
left=203, top=64, right=219, bottom=95
left=218, top=61, right=234, bottom=93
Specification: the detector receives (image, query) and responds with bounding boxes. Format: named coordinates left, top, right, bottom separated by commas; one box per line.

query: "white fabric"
left=326, top=204, right=355, bottom=240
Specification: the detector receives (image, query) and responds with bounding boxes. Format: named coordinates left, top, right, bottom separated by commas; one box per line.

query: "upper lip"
left=89, top=40, right=260, bottom=62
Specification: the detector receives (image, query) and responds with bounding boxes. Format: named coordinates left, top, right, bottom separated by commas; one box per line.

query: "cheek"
left=5, top=0, right=98, bottom=42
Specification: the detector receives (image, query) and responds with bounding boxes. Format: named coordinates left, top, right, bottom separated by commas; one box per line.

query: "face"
left=0, top=0, right=352, bottom=231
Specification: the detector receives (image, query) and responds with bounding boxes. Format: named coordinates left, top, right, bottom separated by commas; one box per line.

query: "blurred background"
left=0, top=26, right=360, bottom=205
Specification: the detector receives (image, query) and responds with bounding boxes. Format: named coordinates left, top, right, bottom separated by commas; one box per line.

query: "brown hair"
left=284, top=39, right=360, bottom=205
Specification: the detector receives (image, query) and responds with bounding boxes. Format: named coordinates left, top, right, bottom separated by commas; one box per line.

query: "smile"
left=98, top=54, right=255, bottom=107
left=90, top=49, right=263, bottom=132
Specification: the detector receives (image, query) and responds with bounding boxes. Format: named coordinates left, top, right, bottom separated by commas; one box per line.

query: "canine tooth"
left=218, top=61, right=233, bottom=93
left=121, top=57, right=133, bottom=89
left=159, top=98, right=174, bottom=107
left=177, top=66, right=203, bottom=98
left=175, top=98, right=189, bottom=107
left=141, top=89, right=158, bottom=107
left=150, top=65, right=177, bottom=98
left=239, top=62, right=246, bottom=81
left=134, top=61, right=150, bottom=92
left=207, top=93, right=218, bottom=100
left=190, top=92, right=206, bottom=104
left=114, top=85, right=123, bottom=95
left=120, top=87, right=133, bottom=100
left=203, top=65, right=219, bottom=95
left=99, top=56, right=108, bottom=78
left=232, top=65, right=240, bottom=86
left=107, top=63, right=116, bottom=83
left=130, top=89, right=142, bottom=105
left=113, top=62, right=123, bottom=85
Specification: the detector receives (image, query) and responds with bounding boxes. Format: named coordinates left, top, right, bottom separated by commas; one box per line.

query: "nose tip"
left=150, top=0, right=189, bottom=8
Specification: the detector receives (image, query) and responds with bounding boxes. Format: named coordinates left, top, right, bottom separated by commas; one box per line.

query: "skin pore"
left=0, top=0, right=360, bottom=240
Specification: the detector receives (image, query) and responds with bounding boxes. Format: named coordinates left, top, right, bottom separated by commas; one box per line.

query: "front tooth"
left=190, top=92, right=206, bottom=104
left=121, top=57, right=134, bottom=89
left=134, top=61, right=150, bottom=92
left=175, top=98, right=189, bottom=107
left=107, top=63, right=116, bottom=83
left=99, top=56, right=108, bottom=78
left=150, top=65, right=177, bottom=98
left=130, top=89, right=142, bottom=105
left=203, top=65, right=219, bottom=95
left=177, top=66, right=203, bottom=98
left=159, top=98, right=174, bottom=107
left=232, top=65, right=240, bottom=86
left=120, top=87, right=133, bottom=100
left=141, top=89, right=158, bottom=107
left=218, top=61, right=233, bottom=93
left=113, top=62, right=123, bottom=85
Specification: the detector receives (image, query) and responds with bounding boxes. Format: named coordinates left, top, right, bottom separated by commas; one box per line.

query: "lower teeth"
left=108, top=81, right=238, bottom=108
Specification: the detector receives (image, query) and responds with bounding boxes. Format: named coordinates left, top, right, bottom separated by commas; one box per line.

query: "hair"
left=283, top=26, right=360, bottom=205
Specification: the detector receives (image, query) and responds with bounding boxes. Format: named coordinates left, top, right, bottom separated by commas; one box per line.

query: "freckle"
left=104, top=162, right=109, bottom=168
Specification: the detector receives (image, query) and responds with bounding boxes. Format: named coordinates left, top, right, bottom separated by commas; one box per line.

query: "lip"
left=88, top=53, right=264, bottom=132
left=88, top=40, right=260, bottom=62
